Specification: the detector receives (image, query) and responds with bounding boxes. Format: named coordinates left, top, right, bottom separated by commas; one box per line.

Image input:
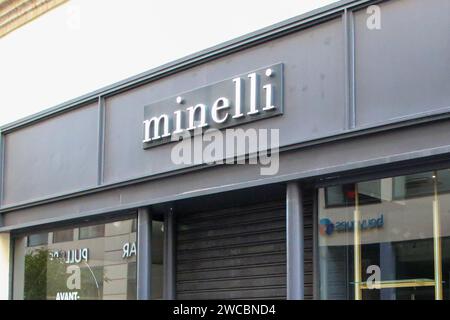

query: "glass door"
left=319, top=169, right=450, bottom=300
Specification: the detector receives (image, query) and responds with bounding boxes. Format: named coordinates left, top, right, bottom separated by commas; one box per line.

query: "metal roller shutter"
left=176, top=200, right=286, bottom=299
left=176, top=189, right=314, bottom=300
left=303, top=189, right=314, bottom=300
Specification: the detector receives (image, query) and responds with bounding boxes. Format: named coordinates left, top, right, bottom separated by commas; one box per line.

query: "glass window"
left=319, top=169, right=450, bottom=300
left=126, top=262, right=137, bottom=300
left=52, top=229, right=74, bottom=243
left=79, top=266, right=104, bottom=299
left=325, top=181, right=381, bottom=208
left=27, top=233, right=48, bottom=247
left=13, top=217, right=137, bottom=300
left=79, top=224, right=105, bottom=240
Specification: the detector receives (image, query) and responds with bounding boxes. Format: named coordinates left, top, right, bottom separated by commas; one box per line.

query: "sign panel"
left=143, top=63, right=283, bottom=149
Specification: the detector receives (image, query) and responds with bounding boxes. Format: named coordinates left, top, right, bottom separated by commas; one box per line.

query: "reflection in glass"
left=319, top=169, right=450, bottom=300
left=27, top=233, right=48, bottom=247
left=79, top=224, right=105, bottom=240
left=53, top=229, right=74, bottom=243
left=14, top=217, right=137, bottom=300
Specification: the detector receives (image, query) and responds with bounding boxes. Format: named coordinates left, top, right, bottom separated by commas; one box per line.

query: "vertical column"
left=343, top=9, right=356, bottom=130
left=163, top=207, right=176, bottom=300
left=0, top=232, right=10, bottom=300
left=137, top=207, right=152, bottom=300
left=286, top=182, right=304, bottom=300
left=97, top=96, right=105, bottom=186
left=353, top=184, right=362, bottom=300
left=433, top=171, right=443, bottom=300
left=312, top=189, right=320, bottom=300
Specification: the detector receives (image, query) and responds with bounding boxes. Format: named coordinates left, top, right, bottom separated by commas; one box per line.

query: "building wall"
left=0, top=0, right=449, bottom=300
left=1, top=0, right=449, bottom=226
left=0, top=232, right=10, bottom=299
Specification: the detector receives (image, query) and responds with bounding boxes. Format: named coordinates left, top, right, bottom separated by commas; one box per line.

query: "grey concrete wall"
left=2, top=103, right=99, bottom=206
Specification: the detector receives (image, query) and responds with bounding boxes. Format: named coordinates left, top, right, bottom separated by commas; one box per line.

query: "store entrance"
left=319, top=169, right=450, bottom=300
left=169, top=184, right=290, bottom=300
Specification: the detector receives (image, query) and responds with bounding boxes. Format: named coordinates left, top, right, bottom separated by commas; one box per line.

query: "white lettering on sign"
left=66, top=265, right=81, bottom=290
left=50, top=248, right=89, bottom=264
left=366, top=265, right=381, bottom=289
left=56, top=291, right=79, bottom=300
left=122, top=242, right=137, bottom=258
left=142, top=64, right=283, bottom=149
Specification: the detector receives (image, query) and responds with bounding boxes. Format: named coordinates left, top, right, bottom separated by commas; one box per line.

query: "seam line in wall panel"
left=343, top=9, right=356, bottom=129
left=343, top=10, right=350, bottom=129
left=97, top=96, right=106, bottom=186
left=349, top=9, right=356, bottom=128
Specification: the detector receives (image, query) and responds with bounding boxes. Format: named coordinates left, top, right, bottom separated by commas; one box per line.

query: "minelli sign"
left=142, top=63, right=283, bottom=149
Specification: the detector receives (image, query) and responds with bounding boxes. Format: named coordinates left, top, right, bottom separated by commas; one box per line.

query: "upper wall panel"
left=4, top=0, right=449, bottom=209
left=103, top=18, right=346, bottom=183
left=3, top=103, right=99, bottom=206
left=354, top=0, right=450, bottom=126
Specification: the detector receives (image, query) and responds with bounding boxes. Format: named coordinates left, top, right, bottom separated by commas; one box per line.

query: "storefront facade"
left=0, top=0, right=449, bottom=300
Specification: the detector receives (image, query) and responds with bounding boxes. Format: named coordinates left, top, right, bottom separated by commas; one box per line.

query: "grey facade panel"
left=354, top=0, right=450, bottom=126
left=102, top=17, right=345, bottom=184
left=2, top=103, right=99, bottom=206
left=4, top=119, right=450, bottom=230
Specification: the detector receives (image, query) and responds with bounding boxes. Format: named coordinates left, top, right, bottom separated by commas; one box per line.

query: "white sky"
left=0, top=0, right=339, bottom=126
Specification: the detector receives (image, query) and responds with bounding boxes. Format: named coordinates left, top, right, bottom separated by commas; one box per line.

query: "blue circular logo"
left=319, top=218, right=334, bottom=236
